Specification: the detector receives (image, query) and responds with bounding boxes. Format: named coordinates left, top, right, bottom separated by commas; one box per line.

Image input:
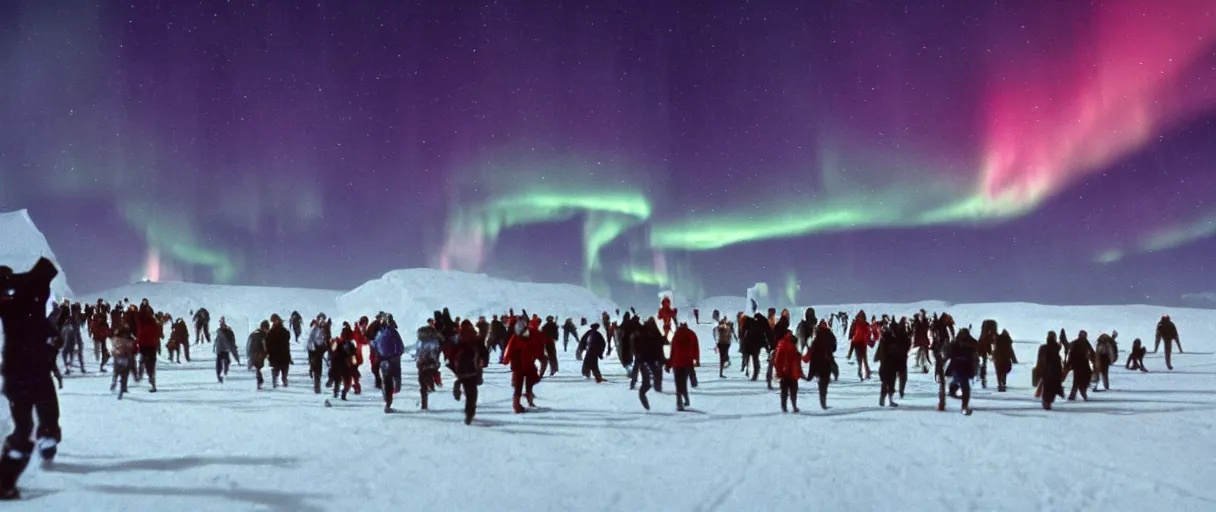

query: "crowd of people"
left=0, top=260, right=1192, bottom=499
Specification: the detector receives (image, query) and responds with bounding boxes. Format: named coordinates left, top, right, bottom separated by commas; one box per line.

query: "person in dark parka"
left=580, top=324, right=607, bottom=382
left=1033, top=331, right=1065, bottom=410
left=740, top=313, right=772, bottom=382
left=992, top=329, right=1018, bottom=392
left=265, top=314, right=293, bottom=388
left=1064, top=330, right=1094, bottom=401
left=0, top=258, right=62, bottom=500
left=633, top=319, right=667, bottom=410
left=803, top=321, right=837, bottom=410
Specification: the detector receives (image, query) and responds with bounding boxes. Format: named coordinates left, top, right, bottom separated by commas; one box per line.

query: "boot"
left=0, top=442, right=30, bottom=500
left=512, top=395, right=526, bottom=414
left=526, top=394, right=536, bottom=408
left=421, top=392, right=429, bottom=410
left=639, top=391, right=650, bottom=410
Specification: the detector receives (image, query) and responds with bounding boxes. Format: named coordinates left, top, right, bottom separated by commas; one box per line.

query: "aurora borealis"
left=1, top=0, right=1214, bottom=306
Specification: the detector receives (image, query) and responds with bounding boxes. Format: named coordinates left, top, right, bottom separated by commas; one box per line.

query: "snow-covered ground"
left=3, top=283, right=1215, bottom=510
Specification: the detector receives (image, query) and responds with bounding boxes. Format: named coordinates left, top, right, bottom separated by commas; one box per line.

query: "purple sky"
left=1, top=0, right=1214, bottom=307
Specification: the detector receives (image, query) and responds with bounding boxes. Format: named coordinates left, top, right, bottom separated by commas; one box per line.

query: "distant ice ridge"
left=338, top=268, right=620, bottom=329
left=0, top=209, right=74, bottom=298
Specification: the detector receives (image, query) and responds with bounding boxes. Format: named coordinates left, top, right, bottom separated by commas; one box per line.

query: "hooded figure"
left=1033, top=331, right=1065, bottom=410
left=803, top=321, right=837, bottom=409
left=501, top=317, right=544, bottom=413
left=772, top=333, right=803, bottom=413
left=991, top=329, right=1018, bottom=392
left=452, top=320, right=488, bottom=424
left=740, top=313, right=772, bottom=382
left=1064, top=330, right=1094, bottom=402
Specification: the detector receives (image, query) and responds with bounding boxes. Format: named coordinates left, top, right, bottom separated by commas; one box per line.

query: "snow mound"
left=0, top=209, right=74, bottom=298
left=338, top=268, right=619, bottom=328
left=86, top=282, right=342, bottom=333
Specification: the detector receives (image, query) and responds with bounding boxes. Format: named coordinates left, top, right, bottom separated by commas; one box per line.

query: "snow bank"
left=0, top=209, right=74, bottom=298
left=337, top=268, right=619, bottom=327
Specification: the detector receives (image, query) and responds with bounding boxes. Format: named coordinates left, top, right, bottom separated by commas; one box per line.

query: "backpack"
left=416, top=338, right=441, bottom=371
left=373, top=327, right=405, bottom=359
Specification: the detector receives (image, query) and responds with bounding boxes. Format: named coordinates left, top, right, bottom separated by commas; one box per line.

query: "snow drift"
left=0, top=209, right=74, bottom=298
left=338, top=268, right=619, bottom=327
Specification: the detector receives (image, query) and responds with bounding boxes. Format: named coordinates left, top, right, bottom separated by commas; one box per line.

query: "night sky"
left=1, top=0, right=1214, bottom=307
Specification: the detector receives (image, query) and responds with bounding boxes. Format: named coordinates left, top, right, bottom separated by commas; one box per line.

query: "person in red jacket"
left=666, top=323, right=700, bottom=411
left=501, top=317, right=545, bottom=413
left=848, top=311, right=872, bottom=381
left=658, top=296, right=677, bottom=340
left=773, top=332, right=803, bottom=413
left=135, top=300, right=163, bottom=393
left=351, top=316, right=368, bottom=395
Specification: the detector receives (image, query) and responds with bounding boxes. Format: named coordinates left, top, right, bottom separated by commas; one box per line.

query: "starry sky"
left=1, top=0, right=1214, bottom=307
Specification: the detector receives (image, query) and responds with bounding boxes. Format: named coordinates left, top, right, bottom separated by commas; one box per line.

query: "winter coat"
left=265, top=324, right=293, bottom=368
left=90, top=315, right=110, bottom=343
left=453, top=332, right=487, bottom=381
left=1156, top=319, right=1180, bottom=344
left=502, top=328, right=544, bottom=373
left=1067, top=337, right=1094, bottom=372
left=804, top=325, right=837, bottom=377
left=945, top=329, right=979, bottom=380
left=634, top=322, right=668, bottom=365
left=796, top=307, right=817, bottom=346
left=329, top=339, right=356, bottom=374
left=740, top=314, right=772, bottom=356
left=580, top=328, right=607, bottom=361
left=413, top=325, right=443, bottom=371
left=214, top=326, right=240, bottom=359
left=992, top=330, right=1018, bottom=373
left=772, top=316, right=791, bottom=345
left=1035, top=341, right=1065, bottom=397
left=110, top=334, right=137, bottom=358
left=59, top=317, right=83, bottom=351
left=773, top=335, right=804, bottom=380
left=193, top=309, right=210, bottom=328
left=307, top=326, right=329, bottom=353
left=912, top=317, right=931, bottom=348
left=168, top=322, right=188, bottom=350
left=667, top=327, right=700, bottom=370
left=373, top=325, right=407, bottom=360
left=135, top=310, right=163, bottom=349
left=849, top=317, right=872, bottom=348
left=246, top=330, right=268, bottom=367
left=1094, top=334, right=1118, bottom=367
